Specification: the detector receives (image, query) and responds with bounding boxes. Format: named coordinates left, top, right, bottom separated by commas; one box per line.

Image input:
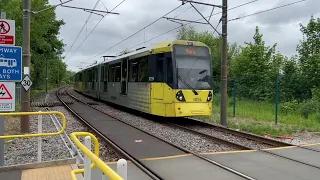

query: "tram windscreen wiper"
left=178, top=75, right=198, bottom=95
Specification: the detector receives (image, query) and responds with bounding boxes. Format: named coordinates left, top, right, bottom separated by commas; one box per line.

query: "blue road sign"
left=0, top=45, right=22, bottom=81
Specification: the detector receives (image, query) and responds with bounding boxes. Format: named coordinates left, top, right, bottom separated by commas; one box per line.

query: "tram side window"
left=88, top=69, right=93, bottom=82
left=166, top=57, right=173, bottom=87
left=156, top=57, right=163, bottom=82
left=139, top=58, right=148, bottom=82
left=108, top=65, right=115, bottom=82
left=104, top=65, right=108, bottom=91
left=101, top=66, right=104, bottom=82
left=104, top=65, right=108, bottom=81
left=129, top=61, right=138, bottom=82
left=115, top=63, right=121, bottom=82
left=94, top=68, right=98, bottom=82
left=79, top=73, right=82, bottom=81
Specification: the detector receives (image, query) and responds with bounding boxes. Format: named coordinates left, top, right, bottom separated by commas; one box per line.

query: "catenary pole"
left=220, top=0, right=228, bottom=126
left=0, top=11, right=6, bottom=167
left=21, top=0, right=31, bottom=133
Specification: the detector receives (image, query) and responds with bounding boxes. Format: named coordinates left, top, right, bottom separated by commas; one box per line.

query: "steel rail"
left=64, top=87, right=257, bottom=180
left=184, top=117, right=320, bottom=153
left=45, top=106, right=84, bottom=163
left=167, top=122, right=252, bottom=150
left=69, top=87, right=320, bottom=173
left=184, top=117, right=294, bottom=147
left=57, top=87, right=162, bottom=180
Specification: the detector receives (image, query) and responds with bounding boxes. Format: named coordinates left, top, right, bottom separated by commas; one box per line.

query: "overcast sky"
left=49, top=0, right=320, bottom=72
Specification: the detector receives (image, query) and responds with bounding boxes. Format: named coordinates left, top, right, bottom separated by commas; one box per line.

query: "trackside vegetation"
left=177, top=15, right=320, bottom=136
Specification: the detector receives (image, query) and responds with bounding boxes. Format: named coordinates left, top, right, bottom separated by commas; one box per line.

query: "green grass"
left=199, top=98, right=320, bottom=136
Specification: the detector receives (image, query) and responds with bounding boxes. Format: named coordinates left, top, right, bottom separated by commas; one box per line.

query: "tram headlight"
left=176, top=90, right=185, bottom=101
left=207, top=91, right=212, bottom=102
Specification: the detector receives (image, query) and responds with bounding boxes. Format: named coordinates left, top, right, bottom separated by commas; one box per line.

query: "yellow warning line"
left=105, top=154, right=192, bottom=164
left=140, top=154, right=192, bottom=161
left=262, top=146, right=297, bottom=151
left=301, top=143, right=320, bottom=147
left=103, top=143, right=320, bottom=164
left=201, top=149, right=256, bottom=155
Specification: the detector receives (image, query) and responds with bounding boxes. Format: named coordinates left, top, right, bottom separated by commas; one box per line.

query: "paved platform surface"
left=21, top=165, right=72, bottom=180
left=107, top=161, right=153, bottom=180
left=265, top=145, right=320, bottom=168
left=69, top=102, right=185, bottom=159
left=201, top=144, right=320, bottom=180
left=0, top=165, right=73, bottom=180
left=2, top=144, right=320, bottom=180
left=140, top=154, right=246, bottom=180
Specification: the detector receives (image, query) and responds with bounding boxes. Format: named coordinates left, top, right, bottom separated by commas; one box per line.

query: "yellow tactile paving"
left=21, top=165, right=73, bottom=180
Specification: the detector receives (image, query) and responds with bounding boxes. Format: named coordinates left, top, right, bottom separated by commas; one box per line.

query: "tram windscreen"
left=173, top=45, right=212, bottom=90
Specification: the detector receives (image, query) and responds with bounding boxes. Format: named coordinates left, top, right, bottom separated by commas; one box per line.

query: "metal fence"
left=212, top=75, right=317, bottom=125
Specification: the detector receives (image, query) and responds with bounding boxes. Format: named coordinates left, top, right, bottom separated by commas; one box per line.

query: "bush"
left=280, top=100, right=299, bottom=115
left=213, top=93, right=221, bottom=106
left=299, top=100, right=320, bottom=119
left=314, top=113, right=320, bottom=123
left=312, top=88, right=320, bottom=101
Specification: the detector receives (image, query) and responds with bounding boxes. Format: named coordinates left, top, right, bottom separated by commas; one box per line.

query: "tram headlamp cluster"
left=207, top=91, right=213, bottom=102
left=176, top=90, right=185, bottom=101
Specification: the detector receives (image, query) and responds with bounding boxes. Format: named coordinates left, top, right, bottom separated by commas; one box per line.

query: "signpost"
left=0, top=19, right=15, bottom=45
left=0, top=12, right=21, bottom=167
left=0, top=45, right=22, bottom=81
left=21, top=74, right=32, bottom=92
left=0, top=82, right=15, bottom=112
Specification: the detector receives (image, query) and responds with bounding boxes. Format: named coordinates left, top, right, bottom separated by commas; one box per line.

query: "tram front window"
left=176, top=57, right=211, bottom=90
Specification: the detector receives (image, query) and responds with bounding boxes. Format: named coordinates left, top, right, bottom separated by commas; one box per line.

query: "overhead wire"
left=125, top=0, right=306, bottom=54
left=125, top=0, right=260, bottom=53
left=86, top=4, right=184, bottom=61
left=64, top=0, right=101, bottom=58
left=67, top=0, right=127, bottom=61
left=81, top=0, right=306, bottom=66
left=228, top=0, right=307, bottom=22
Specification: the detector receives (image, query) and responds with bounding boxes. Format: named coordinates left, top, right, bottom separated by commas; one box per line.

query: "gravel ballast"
left=187, top=126, right=275, bottom=149
left=68, top=88, right=240, bottom=153
left=52, top=89, right=121, bottom=162
left=4, top=106, right=72, bottom=166
left=3, top=88, right=121, bottom=166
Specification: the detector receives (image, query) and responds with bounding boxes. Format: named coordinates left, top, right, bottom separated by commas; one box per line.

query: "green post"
left=275, top=76, right=279, bottom=125
left=233, top=77, right=236, bottom=118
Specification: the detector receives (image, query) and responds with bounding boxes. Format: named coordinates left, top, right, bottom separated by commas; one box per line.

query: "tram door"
left=121, top=58, right=128, bottom=95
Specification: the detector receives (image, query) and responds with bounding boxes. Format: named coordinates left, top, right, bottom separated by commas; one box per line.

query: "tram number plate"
left=193, top=98, right=201, bottom=102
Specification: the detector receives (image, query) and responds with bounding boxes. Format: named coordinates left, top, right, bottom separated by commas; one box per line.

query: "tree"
left=0, top=0, right=66, bottom=90
left=176, top=25, right=239, bottom=92
left=231, top=26, right=285, bottom=101
left=296, top=15, right=320, bottom=99
left=278, top=56, right=302, bottom=102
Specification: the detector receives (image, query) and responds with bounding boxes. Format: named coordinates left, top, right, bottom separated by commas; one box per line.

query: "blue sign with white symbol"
left=0, top=45, right=22, bottom=81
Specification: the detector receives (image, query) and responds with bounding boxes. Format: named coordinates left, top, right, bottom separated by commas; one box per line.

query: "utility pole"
left=46, top=60, right=48, bottom=93
left=0, top=11, right=6, bottom=167
left=220, top=0, right=228, bottom=126
left=21, top=0, right=31, bottom=133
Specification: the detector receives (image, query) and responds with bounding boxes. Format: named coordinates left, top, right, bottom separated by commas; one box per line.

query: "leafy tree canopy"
left=0, top=0, right=68, bottom=90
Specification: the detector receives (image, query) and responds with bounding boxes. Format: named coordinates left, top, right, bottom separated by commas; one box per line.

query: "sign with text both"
left=0, top=19, right=15, bottom=45
left=0, top=82, right=15, bottom=112
left=0, top=45, right=22, bottom=81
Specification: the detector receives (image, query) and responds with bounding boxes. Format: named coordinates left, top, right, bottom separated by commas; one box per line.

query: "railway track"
left=168, top=118, right=293, bottom=150
left=59, top=87, right=320, bottom=179
left=58, top=86, right=257, bottom=180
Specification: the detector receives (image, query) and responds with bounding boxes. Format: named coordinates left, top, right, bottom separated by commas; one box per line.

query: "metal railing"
left=70, top=132, right=127, bottom=180
left=0, top=111, right=66, bottom=139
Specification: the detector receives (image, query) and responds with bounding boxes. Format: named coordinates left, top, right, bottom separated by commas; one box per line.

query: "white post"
left=84, top=136, right=92, bottom=180
left=37, top=111, right=42, bottom=162
left=117, top=159, right=127, bottom=180
left=101, top=173, right=107, bottom=180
